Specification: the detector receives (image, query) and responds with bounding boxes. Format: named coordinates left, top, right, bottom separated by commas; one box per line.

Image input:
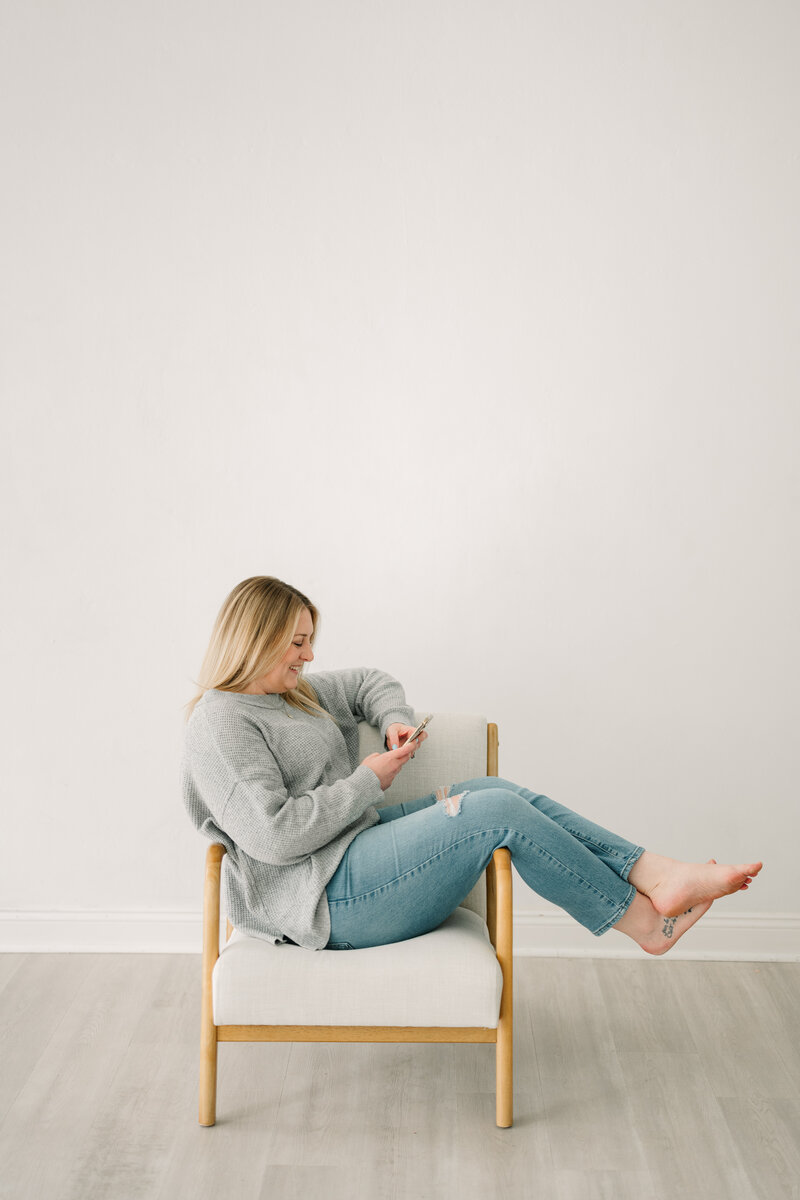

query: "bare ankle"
left=614, top=889, right=712, bottom=955
left=627, top=850, right=670, bottom=897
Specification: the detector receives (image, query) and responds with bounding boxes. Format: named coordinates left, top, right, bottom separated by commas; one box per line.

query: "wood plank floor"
left=0, top=953, right=798, bottom=1200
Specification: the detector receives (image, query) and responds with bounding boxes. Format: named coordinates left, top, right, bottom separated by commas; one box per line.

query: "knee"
left=450, top=776, right=487, bottom=793
left=452, top=776, right=530, bottom=797
left=461, top=785, right=530, bottom=822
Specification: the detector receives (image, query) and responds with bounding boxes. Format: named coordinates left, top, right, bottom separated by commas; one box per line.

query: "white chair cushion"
left=213, top=906, right=503, bottom=1028
left=358, top=712, right=489, bottom=920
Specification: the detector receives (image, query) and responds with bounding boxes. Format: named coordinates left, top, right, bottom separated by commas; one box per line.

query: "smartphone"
left=404, top=714, right=433, bottom=744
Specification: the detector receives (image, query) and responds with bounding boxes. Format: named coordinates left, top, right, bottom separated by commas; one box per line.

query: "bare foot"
left=628, top=852, right=763, bottom=918
left=614, top=890, right=713, bottom=956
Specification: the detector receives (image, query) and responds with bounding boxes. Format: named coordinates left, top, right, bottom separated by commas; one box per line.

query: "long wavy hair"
left=184, top=576, right=330, bottom=722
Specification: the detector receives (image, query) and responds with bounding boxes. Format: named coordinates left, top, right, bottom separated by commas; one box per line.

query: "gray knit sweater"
left=181, top=668, right=415, bottom=949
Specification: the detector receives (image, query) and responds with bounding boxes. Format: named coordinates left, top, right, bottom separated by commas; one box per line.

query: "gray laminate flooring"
left=0, top=953, right=798, bottom=1200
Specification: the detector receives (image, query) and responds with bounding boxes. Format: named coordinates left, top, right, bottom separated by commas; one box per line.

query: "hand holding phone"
left=404, top=714, right=433, bottom=744
left=370, top=716, right=433, bottom=787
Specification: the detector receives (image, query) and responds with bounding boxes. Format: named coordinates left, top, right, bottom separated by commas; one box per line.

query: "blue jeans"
left=325, top=777, right=644, bottom=949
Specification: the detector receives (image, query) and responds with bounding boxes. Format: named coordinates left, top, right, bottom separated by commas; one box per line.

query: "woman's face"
left=251, top=607, right=315, bottom=694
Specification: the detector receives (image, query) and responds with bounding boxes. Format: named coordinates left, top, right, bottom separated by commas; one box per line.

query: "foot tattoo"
left=662, top=907, right=693, bottom=939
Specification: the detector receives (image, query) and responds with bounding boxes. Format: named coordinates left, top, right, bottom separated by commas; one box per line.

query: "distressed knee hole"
left=435, top=784, right=469, bottom=817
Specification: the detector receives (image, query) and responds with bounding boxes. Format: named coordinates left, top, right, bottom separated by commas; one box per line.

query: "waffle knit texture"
left=181, top=668, right=415, bottom=949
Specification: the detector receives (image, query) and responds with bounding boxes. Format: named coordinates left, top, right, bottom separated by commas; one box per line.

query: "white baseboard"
left=513, top=910, right=800, bottom=962
left=0, top=909, right=798, bottom=960
left=0, top=911, right=203, bottom=954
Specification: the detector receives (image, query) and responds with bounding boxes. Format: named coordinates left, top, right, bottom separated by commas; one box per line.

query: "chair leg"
left=492, top=847, right=513, bottom=1128
left=496, top=1015, right=513, bottom=1128
left=199, top=844, right=225, bottom=1126
left=199, top=1017, right=218, bottom=1126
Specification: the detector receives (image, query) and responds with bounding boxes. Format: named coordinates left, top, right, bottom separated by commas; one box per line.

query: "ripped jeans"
left=325, top=777, right=644, bottom=949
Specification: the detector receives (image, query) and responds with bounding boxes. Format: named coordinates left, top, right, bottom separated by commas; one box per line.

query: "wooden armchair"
left=198, top=714, right=513, bottom=1128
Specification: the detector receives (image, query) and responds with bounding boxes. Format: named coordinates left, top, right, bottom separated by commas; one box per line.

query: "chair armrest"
left=486, top=847, right=512, bottom=957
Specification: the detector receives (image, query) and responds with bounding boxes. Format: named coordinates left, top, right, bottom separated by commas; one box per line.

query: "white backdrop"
left=2, top=1, right=797, bottom=957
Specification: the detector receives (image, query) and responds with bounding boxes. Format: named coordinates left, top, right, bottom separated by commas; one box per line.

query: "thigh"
left=329, top=793, right=494, bottom=900
left=326, top=789, right=514, bottom=948
left=376, top=790, right=439, bottom=823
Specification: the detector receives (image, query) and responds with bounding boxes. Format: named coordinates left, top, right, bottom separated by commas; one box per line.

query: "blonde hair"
left=184, top=576, right=331, bottom=723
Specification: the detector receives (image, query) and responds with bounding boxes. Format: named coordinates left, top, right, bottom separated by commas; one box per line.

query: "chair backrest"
left=357, top=711, right=491, bottom=919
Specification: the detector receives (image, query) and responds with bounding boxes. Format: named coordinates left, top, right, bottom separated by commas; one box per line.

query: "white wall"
left=2, top=1, right=797, bottom=956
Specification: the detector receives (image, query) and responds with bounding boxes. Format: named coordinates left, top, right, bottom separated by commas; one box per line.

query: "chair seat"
left=213, top=906, right=504, bottom=1028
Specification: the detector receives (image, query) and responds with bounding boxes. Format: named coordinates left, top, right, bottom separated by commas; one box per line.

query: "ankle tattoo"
left=662, top=907, right=693, bottom=939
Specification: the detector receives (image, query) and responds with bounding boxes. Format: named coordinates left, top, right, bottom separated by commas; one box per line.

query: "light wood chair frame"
left=199, top=722, right=513, bottom=1128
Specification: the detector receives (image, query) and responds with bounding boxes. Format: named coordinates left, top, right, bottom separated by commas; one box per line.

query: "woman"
left=181, top=576, right=762, bottom=954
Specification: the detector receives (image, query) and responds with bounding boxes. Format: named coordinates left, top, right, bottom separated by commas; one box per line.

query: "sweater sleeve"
left=307, top=667, right=415, bottom=738
left=190, top=710, right=383, bottom=866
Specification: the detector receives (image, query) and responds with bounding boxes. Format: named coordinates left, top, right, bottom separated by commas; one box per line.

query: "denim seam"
left=328, top=826, right=629, bottom=914
left=454, top=782, right=641, bottom=870
left=328, top=829, right=499, bottom=905
left=619, top=845, right=645, bottom=882
left=495, top=829, right=634, bottom=914
left=561, top=827, right=635, bottom=860
left=592, top=881, right=637, bottom=936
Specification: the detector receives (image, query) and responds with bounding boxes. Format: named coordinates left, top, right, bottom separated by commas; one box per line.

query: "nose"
left=302, top=644, right=314, bottom=662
